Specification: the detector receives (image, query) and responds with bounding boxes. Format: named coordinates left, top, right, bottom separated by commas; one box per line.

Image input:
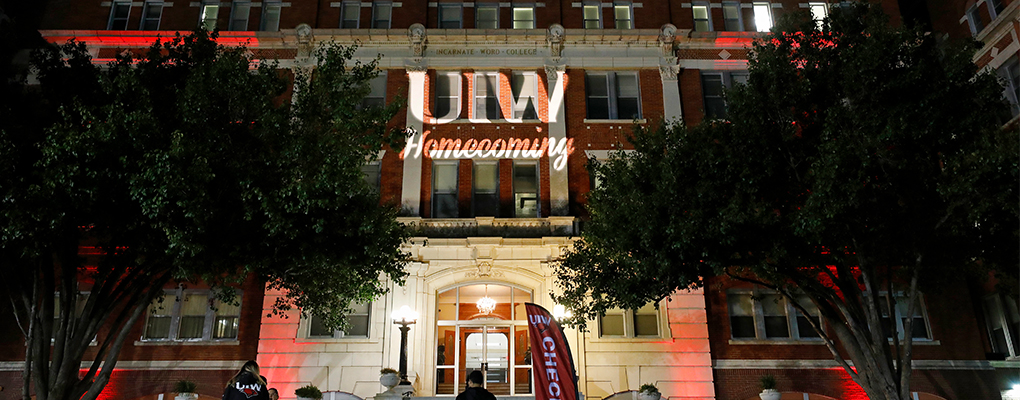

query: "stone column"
left=545, top=64, right=569, bottom=216
left=400, top=68, right=427, bottom=215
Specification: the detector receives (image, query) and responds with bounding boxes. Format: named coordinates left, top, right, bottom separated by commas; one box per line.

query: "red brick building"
left=1, top=0, right=1017, bottom=399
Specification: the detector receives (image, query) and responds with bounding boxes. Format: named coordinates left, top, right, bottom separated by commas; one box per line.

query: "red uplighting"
left=41, top=31, right=260, bottom=48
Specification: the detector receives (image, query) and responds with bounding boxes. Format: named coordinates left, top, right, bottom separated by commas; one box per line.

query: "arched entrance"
left=435, top=283, right=533, bottom=396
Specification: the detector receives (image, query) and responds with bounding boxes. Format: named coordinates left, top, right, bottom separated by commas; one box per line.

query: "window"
left=340, top=1, right=360, bottom=28
left=438, top=3, right=463, bottom=28
left=229, top=2, right=251, bottom=31
left=878, top=295, right=931, bottom=340
left=435, top=72, right=461, bottom=120
left=723, top=2, right=742, bottom=31
left=372, top=2, right=392, bottom=28
left=513, top=162, right=538, bottom=217
left=432, top=162, right=459, bottom=218
left=474, top=73, right=502, bottom=120
left=362, top=161, right=381, bottom=191
left=476, top=4, right=499, bottom=28
left=583, top=2, right=601, bottom=28
left=512, top=5, right=536, bottom=29
left=511, top=72, right=538, bottom=120
left=989, top=0, right=1005, bottom=17
left=308, top=302, right=371, bottom=338
left=599, top=302, right=660, bottom=337
left=261, top=1, right=282, bottom=31
left=108, top=1, right=131, bottom=30
left=727, top=291, right=821, bottom=340
left=361, top=71, right=387, bottom=109
left=753, top=2, right=772, bottom=32
left=200, top=3, right=219, bottom=30
left=808, top=2, right=827, bottom=28
left=692, top=2, right=711, bottom=32
left=701, top=71, right=748, bottom=119
left=585, top=72, right=641, bottom=120
left=52, top=293, right=89, bottom=339
left=142, top=289, right=242, bottom=341
left=614, top=2, right=633, bottom=29
left=966, top=4, right=984, bottom=35
left=997, top=57, right=1019, bottom=117
left=140, top=2, right=163, bottom=30
left=983, top=293, right=1020, bottom=357
left=473, top=162, right=499, bottom=216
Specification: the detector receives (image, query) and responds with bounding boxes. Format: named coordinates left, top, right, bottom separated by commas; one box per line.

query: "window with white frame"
left=362, top=160, right=381, bottom=191
left=476, top=3, right=499, bottom=28
left=261, top=1, right=282, bottom=31
left=52, top=293, right=89, bottom=339
left=438, top=3, right=463, bottom=28
left=753, top=2, right=772, bottom=32
left=140, top=2, right=163, bottom=30
left=701, top=70, right=748, bottom=119
left=989, top=0, right=1005, bottom=17
left=513, top=161, right=539, bottom=217
left=599, top=302, right=660, bottom=338
left=586, top=72, right=641, bottom=120
left=307, top=302, right=371, bottom=338
left=511, top=72, right=539, bottom=120
left=692, top=2, right=711, bottom=32
left=878, top=294, right=931, bottom=340
left=997, top=56, right=1019, bottom=117
left=433, top=161, right=459, bottom=218
left=372, top=2, right=392, bottom=28
left=614, top=1, right=633, bottom=29
left=983, top=293, right=1019, bottom=358
left=808, top=2, right=827, bottom=28
left=200, top=3, right=220, bottom=30
left=473, top=162, right=499, bottom=217
left=361, top=71, right=387, bottom=109
left=435, top=72, right=461, bottom=120
left=727, top=291, right=821, bottom=340
left=966, top=4, right=984, bottom=35
left=474, top=73, right=502, bottom=120
left=583, top=1, right=601, bottom=28
left=229, top=2, right=251, bottom=31
left=108, top=1, right=132, bottom=30
left=723, top=2, right=742, bottom=31
left=340, top=1, right=360, bottom=28
left=513, top=5, right=536, bottom=29
left=142, top=290, right=241, bottom=341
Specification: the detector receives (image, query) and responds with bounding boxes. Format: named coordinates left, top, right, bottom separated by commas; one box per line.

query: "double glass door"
left=436, top=284, right=533, bottom=396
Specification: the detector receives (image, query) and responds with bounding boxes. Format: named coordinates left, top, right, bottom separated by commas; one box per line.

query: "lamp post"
left=391, top=305, right=419, bottom=386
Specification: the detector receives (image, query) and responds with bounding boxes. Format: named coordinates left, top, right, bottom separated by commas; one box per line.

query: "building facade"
left=2, top=0, right=1018, bottom=399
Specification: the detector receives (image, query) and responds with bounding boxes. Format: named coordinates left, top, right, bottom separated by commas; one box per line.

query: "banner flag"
left=526, top=303, right=579, bottom=400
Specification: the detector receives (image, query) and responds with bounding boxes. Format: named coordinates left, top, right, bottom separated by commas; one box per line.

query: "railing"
left=397, top=217, right=577, bottom=238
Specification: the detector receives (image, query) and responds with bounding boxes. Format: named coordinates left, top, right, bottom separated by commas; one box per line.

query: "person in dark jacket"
left=222, top=360, right=270, bottom=400
left=456, top=370, right=497, bottom=400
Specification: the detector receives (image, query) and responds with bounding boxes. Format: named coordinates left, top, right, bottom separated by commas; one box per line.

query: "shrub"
left=380, top=368, right=398, bottom=375
left=295, top=385, right=323, bottom=399
left=760, top=375, right=777, bottom=390
left=638, top=383, right=658, bottom=394
left=173, top=380, right=197, bottom=393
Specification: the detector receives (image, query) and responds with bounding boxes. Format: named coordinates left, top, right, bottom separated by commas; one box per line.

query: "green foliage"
left=555, top=4, right=1017, bottom=399
left=0, top=30, right=410, bottom=400
left=295, top=385, right=323, bottom=399
left=380, top=368, right=398, bottom=375
left=759, top=375, right=776, bottom=391
left=173, top=380, right=197, bottom=393
left=638, top=384, right=659, bottom=394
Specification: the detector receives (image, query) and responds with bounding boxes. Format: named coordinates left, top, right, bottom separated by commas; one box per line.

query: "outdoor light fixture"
left=391, top=305, right=419, bottom=386
left=552, top=304, right=572, bottom=321
left=476, top=284, right=497, bottom=315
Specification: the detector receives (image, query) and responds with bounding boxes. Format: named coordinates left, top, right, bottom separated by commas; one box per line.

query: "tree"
left=553, top=5, right=1018, bottom=400
left=0, top=31, right=410, bottom=400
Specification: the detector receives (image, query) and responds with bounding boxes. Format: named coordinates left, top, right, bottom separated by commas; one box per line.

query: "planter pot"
left=380, top=373, right=400, bottom=389
left=175, top=394, right=198, bottom=400
left=296, top=397, right=319, bottom=400
left=759, top=389, right=781, bottom=400
left=637, top=391, right=661, bottom=400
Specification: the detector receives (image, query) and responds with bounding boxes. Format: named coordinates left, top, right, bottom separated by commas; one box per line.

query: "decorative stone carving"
left=405, top=63, right=428, bottom=72
left=658, top=24, right=677, bottom=58
left=547, top=24, right=565, bottom=58
left=544, top=64, right=565, bottom=81
left=659, top=65, right=679, bottom=81
left=296, top=23, right=313, bottom=45
left=465, top=261, right=505, bottom=279
left=408, top=23, right=427, bottom=58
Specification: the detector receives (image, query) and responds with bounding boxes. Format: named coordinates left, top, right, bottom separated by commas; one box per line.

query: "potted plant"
left=296, top=384, right=323, bottom=400
left=380, top=368, right=400, bottom=389
left=637, top=383, right=661, bottom=400
left=173, top=380, right=198, bottom=400
left=759, top=375, right=780, bottom=400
